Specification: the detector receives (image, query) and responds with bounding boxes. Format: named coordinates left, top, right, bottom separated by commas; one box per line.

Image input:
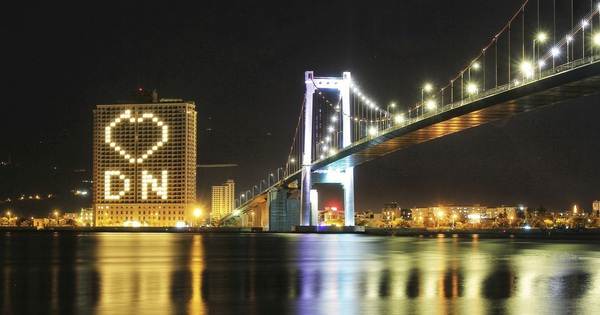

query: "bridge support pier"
left=342, top=167, right=355, bottom=227
left=269, top=186, right=301, bottom=232
left=300, top=165, right=313, bottom=226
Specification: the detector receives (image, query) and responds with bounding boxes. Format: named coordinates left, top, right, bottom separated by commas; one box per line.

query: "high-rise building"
left=211, top=179, right=235, bottom=222
left=93, top=91, right=197, bottom=227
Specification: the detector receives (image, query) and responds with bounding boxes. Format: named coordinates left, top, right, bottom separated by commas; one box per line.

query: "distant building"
left=411, top=204, right=524, bottom=226
left=381, top=202, right=400, bottom=223
left=64, top=212, right=79, bottom=223
left=212, top=179, right=235, bottom=222
left=80, top=208, right=94, bottom=226
left=354, top=211, right=373, bottom=224
left=486, top=206, right=520, bottom=220
left=400, top=208, right=412, bottom=220
left=93, top=90, right=197, bottom=227
left=33, top=218, right=45, bottom=229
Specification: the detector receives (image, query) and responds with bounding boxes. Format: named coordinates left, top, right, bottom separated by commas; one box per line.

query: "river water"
left=1, top=231, right=599, bottom=314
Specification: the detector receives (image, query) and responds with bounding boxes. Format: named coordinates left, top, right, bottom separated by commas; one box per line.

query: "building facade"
left=93, top=94, right=197, bottom=227
left=211, top=179, right=235, bottom=222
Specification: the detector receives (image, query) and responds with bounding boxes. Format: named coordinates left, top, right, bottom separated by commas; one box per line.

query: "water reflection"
left=1, top=232, right=600, bottom=314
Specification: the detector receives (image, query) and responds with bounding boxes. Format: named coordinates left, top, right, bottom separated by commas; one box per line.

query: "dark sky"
left=3, top=0, right=600, bottom=213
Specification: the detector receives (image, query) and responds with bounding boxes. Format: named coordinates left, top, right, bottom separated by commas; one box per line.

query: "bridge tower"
left=301, top=71, right=354, bottom=227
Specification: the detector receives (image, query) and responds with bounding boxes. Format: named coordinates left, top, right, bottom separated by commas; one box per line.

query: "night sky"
left=3, top=1, right=600, bottom=214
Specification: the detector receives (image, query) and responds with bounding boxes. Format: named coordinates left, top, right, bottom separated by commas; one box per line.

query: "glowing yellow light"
left=467, top=83, right=478, bottom=94
left=426, top=100, right=436, bottom=110
left=536, top=32, right=547, bottom=42
left=520, top=61, right=533, bottom=78
left=105, top=111, right=169, bottom=164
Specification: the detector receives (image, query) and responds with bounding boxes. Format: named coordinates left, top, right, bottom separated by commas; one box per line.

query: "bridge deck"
left=313, top=59, right=600, bottom=172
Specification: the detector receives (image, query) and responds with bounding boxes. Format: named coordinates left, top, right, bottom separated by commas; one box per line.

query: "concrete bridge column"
left=343, top=167, right=355, bottom=226
left=269, top=187, right=301, bottom=232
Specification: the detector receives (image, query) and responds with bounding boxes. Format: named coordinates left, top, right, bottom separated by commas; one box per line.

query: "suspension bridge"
left=220, top=0, right=600, bottom=231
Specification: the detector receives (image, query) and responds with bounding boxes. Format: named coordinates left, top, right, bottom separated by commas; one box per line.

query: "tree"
left=537, top=205, right=547, bottom=217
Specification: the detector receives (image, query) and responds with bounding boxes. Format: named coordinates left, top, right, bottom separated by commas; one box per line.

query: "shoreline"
left=0, top=226, right=599, bottom=240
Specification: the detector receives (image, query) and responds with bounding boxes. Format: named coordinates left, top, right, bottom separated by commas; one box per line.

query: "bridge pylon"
left=301, top=71, right=354, bottom=227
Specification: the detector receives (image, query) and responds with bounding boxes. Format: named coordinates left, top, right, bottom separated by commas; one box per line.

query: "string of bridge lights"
left=429, top=0, right=600, bottom=107
left=312, top=84, right=398, bottom=124
left=306, top=77, right=410, bottom=160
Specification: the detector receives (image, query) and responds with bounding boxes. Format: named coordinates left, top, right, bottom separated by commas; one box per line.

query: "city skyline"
left=4, top=1, right=600, bottom=214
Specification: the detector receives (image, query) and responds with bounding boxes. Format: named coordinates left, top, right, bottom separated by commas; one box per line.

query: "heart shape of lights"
left=104, top=110, right=168, bottom=163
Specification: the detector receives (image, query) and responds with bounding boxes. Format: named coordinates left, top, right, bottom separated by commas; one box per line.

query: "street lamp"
left=194, top=208, right=201, bottom=227
left=369, top=126, right=378, bottom=136
left=394, top=114, right=405, bottom=125
left=468, top=62, right=480, bottom=82
left=386, top=103, right=396, bottom=128
left=582, top=20, right=589, bottom=58
left=593, top=33, right=600, bottom=55
left=387, top=102, right=396, bottom=115
left=260, top=179, right=267, bottom=191
left=566, top=35, right=573, bottom=62
left=520, top=61, right=534, bottom=79
left=421, top=84, right=432, bottom=115
left=467, top=83, right=478, bottom=96
left=550, top=46, right=560, bottom=69
left=426, top=100, right=436, bottom=112
left=54, top=210, right=59, bottom=226
left=532, top=32, right=547, bottom=77
left=286, top=159, right=295, bottom=176
left=268, top=174, right=274, bottom=186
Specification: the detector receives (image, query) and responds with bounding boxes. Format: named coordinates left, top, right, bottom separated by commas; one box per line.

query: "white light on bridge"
left=426, top=100, right=436, bottom=110
left=520, top=61, right=534, bottom=79
left=467, top=83, right=478, bottom=95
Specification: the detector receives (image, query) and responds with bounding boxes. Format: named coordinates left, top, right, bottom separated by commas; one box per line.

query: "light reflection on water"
left=1, top=232, right=600, bottom=314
